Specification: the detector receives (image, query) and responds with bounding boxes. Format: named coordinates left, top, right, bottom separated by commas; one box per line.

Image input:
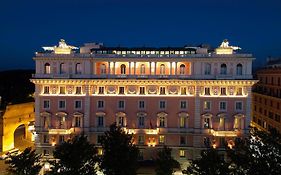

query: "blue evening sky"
left=0, top=0, right=281, bottom=70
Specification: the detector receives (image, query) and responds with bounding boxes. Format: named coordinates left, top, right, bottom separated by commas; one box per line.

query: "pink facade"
left=31, top=40, right=256, bottom=165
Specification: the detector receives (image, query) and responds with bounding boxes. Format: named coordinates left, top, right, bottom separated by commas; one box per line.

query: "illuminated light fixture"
left=147, top=137, right=156, bottom=147
left=211, top=129, right=238, bottom=137
left=145, top=128, right=159, bottom=135
left=48, top=128, right=73, bottom=135
left=212, top=143, right=217, bottom=149
left=51, top=142, right=56, bottom=146
left=227, top=140, right=235, bottom=149
left=44, top=162, right=50, bottom=171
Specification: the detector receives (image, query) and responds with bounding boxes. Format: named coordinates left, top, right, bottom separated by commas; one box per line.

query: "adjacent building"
left=252, top=57, right=281, bottom=133
left=31, top=39, right=256, bottom=165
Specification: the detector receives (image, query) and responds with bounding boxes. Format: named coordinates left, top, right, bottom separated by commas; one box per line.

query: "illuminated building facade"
left=31, top=39, right=256, bottom=164
left=252, top=58, right=281, bottom=133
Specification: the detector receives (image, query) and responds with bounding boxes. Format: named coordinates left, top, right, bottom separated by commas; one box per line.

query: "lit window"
left=43, top=86, right=50, bottom=94
left=160, top=87, right=166, bottom=95
left=74, top=100, right=82, bottom=109
left=139, top=87, right=145, bottom=95
left=74, top=116, right=81, bottom=127
left=43, top=135, right=49, bottom=143
left=180, top=117, right=186, bottom=128
left=59, top=87, right=66, bottom=94
left=203, top=118, right=210, bottom=128
left=58, top=100, right=66, bottom=109
left=204, top=87, right=210, bottom=95
left=159, top=135, right=165, bottom=144
left=98, top=87, right=104, bottom=94
left=97, top=100, right=104, bottom=109
left=160, top=64, right=165, bottom=75
left=60, top=63, right=67, bottom=74
left=159, top=100, right=166, bottom=109
left=118, top=116, right=125, bottom=127
left=121, top=64, right=126, bottom=74
left=119, top=87, right=125, bottom=94
left=236, top=88, right=243, bottom=95
left=44, top=63, right=51, bottom=74
left=181, top=87, right=187, bottom=95
left=179, top=64, right=185, bottom=75
left=100, top=64, right=106, bottom=74
left=140, top=64, right=145, bottom=74
left=220, top=87, right=226, bottom=95
left=203, top=101, right=211, bottom=111
left=43, top=100, right=50, bottom=109
left=179, top=150, right=185, bottom=158
left=219, top=101, right=227, bottom=111
left=59, top=135, right=64, bottom=143
left=75, top=86, right=82, bottom=94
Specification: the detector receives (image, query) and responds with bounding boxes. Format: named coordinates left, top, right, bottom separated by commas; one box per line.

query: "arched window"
left=220, top=64, right=227, bottom=75
left=179, top=64, right=185, bottom=75
left=140, top=64, right=145, bottom=74
left=75, top=63, right=82, bottom=74
left=121, top=64, right=126, bottom=74
left=44, top=63, right=51, bottom=74
left=100, top=64, right=106, bottom=74
left=204, top=63, right=211, bottom=75
left=160, top=64, right=165, bottom=75
left=236, top=63, right=242, bottom=75
left=60, top=63, right=67, bottom=74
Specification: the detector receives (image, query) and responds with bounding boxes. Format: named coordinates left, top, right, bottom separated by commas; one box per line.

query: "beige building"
left=31, top=39, right=256, bottom=165
left=252, top=58, right=281, bottom=133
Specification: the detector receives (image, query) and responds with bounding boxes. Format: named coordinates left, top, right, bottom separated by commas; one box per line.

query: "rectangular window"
left=180, top=101, right=187, bottom=109
left=59, top=135, right=65, bottom=143
left=181, top=87, right=187, bottom=95
left=58, top=100, right=66, bottom=109
left=59, top=87, right=66, bottom=94
left=235, top=101, right=243, bottom=111
left=118, top=100, right=125, bottom=109
left=74, top=100, right=82, bottom=109
left=138, top=135, right=144, bottom=144
left=159, top=100, right=166, bottom=109
left=204, top=87, right=210, bottom=95
left=237, top=88, right=243, bottom=95
left=180, top=136, right=186, bottom=145
left=180, top=117, right=186, bottom=128
left=97, top=135, right=103, bottom=144
left=43, top=86, right=50, bottom=94
left=74, top=117, right=81, bottom=127
left=138, top=116, right=145, bottom=128
left=220, top=87, right=226, bottom=95
left=97, top=100, right=104, bottom=109
left=160, top=87, right=166, bottom=95
left=179, top=150, right=185, bottom=158
left=139, top=87, right=145, bottom=95
left=203, top=118, right=210, bottom=128
left=219, top=101, right=227, bottom=111
left=159, top=135, right=165, bottom=144
left=75, top=86, right=82, bottom=94
left=119, top=87, right=125, bottom=94
left=139, top=100, right=145, bottom=109
left=97, top=116, right=104, bottom=127
left=43, top=100, right=50, bottom=109
left=203, top=101, right=211, bottom=111
left=275, top=114, right=281, bottom=122
left=43, top=135, right=49, bottom=143
left=98, top=87, right=104, bottom=94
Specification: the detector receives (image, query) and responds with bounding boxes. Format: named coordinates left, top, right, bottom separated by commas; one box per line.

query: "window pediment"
left=178, top=112, right=189, bottom=118
left=234, top=113, right=245, bottom=118
left=116, top=112, right=126, bottom=117
left=137, top=112, right=147, bottom=117
left=157, top=112, right=168, bottom=117
left=202, top=112, right=213, bottom=118
left=55, top=111, right=67, bottom=116
left=217, top=113, right=227, bottom=118
left=96, top=111, right=106, bottom=116
left=40, top=111, right=51, bottom=117
left=73, top=112, right=83, bottom=116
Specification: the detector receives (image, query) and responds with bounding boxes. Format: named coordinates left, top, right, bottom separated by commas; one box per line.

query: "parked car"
left=0, top=148, right=21, bottom=160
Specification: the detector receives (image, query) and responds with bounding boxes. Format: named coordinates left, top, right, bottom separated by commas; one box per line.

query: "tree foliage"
left=155, top=146, right=180, bottom=175
left=49, top=134, right=98, bottom=175
left=5, top=147, right=42, bottom=175
left=185, top=128, right=281, bottom=175
left=100, top=123, right=139, bottom=175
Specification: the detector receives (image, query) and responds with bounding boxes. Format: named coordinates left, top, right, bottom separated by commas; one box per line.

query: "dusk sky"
left=0, top=0, right=281, bottom=70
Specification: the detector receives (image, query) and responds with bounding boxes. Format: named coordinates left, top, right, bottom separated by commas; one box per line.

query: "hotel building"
left=31, top=39, right=256, bottom=164
left=252, top=58, right=281, bottom=133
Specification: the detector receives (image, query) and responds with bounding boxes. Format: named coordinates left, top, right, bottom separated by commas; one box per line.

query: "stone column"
left=170, top=62, right=172, bottom=75
left=175, top=62, right=178, bottom=75
left=134, top=62, right=136, bottom=75
left=113, top=62, right=116, bottom=75
left=129, top=62, right=131, bottom=75
left=108, top=62, right=111, bottom=75
left=84, top=85, right=90, bottom=134
left=149, top=62, right=152, bottom=75
left=154, top=62, right=157, bottom=75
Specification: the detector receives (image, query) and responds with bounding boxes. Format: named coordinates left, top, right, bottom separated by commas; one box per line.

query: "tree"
left=5, top=147, right=42, bottom=175
left=49, top=134, right=98, bottom=175
left=100, top=123, right=139, bottom=175
left=155, top=146, right=180, bottom=175
left=227, top=128, right=281, bottom=175
left=184, top=148, right=230, bottom=175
